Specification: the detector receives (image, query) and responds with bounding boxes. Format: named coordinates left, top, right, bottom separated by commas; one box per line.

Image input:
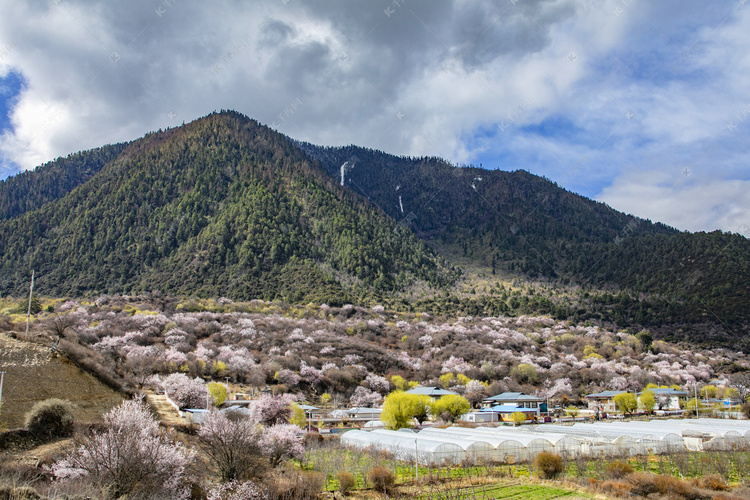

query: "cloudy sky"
left=1, top=0, right=749, bottom=234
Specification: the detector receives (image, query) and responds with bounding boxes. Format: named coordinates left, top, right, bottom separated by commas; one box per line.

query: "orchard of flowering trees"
left=36, top=296, right=750, bottom=412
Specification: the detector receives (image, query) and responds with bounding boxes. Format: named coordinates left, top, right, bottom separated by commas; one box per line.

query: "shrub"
left=337, top=470, right=355, bottom=494
left=0, top=485, right=40, bottom=499
left=367, top=466, right=395, bottom=493
left=25, top=399, right=75, bottom=442
left=742, top=402, right=750, bottom=419
left=695, top=473, right=729, bottom=491
left=606, top=460, right=633, bottom=479
left=533, top=451, right=564, bottom=479
left=265, top=469, right=324, bottom=500
left=627, top=473, right=700, bottom=498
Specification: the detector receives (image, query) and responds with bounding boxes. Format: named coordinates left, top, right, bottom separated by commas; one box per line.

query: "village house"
left=405, top=386, right=459, bottom=401
left=481, top=392, right=545, bottom=411
left=638, top=388, right=689, bottom=411
left=585, top=390, right=627, bottom=413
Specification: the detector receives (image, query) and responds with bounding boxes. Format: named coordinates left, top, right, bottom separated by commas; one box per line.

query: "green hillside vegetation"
left=300, top=143, right=750, bottom=345
left=0, top=142, right=128, bottom=220
left=0, top=111, right=454, bottom=305
left=0, top=111, right=748, bottom=346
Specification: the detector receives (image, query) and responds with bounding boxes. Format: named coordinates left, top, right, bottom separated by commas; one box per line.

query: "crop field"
left=413, top=481, right=595, bottom=499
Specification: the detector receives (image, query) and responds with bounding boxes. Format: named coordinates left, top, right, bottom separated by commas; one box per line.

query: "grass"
left=318, top=476, right=598, bottom=499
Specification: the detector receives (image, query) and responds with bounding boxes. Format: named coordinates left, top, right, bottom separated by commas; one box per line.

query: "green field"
left=413, top=482, right=595, bottom=499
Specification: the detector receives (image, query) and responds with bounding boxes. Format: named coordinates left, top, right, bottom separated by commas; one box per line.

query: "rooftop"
left=639, top=388, right=689, bottom=396
left=586, top=390, right=628, bottom=399
left=484, top=392, right=543, bottom=402
left=405, top=386, right=459, bottom=397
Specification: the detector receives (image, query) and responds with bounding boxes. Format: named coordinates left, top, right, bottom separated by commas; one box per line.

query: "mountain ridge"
left=0, top=110, right=748, bottom=347
left=0, top=111, right=453, bottom=304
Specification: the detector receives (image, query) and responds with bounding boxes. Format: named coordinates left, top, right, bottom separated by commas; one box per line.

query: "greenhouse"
left=655, top=420, right=748, bottom=451
left=372, top=429, right=496, bottom=463
left=340, top=429, right=466, bottom=465
left=418, top=427, right=528, bottom=463
left=340, top=419, right=749, bottom=466
left=529, top=424, right=640, bottom=457
left=581, top=422, right=686, bottom=454
left=469, top=427, right=582, bottom=458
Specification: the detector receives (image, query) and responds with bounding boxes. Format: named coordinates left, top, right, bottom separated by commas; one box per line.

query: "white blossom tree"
left=52, top=398, right=193, bottom=499
left=162, top=373, right=208, bottom=409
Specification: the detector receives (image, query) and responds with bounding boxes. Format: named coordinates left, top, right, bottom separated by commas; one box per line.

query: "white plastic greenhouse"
left=340, top=430, right=466, bottom=465
left=372, top=429, right=496, bottom=463
left=529, top=424, right=639, bottom=457
left=340, top=418, right=749, bottom=466
left=580, top=422, right=686, bottom=454
left=468, top=427, right=582, bottom=458
left=418, top=427, right=528, bottom=463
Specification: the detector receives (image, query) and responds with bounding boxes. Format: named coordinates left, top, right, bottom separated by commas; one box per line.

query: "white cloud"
left=598, top=170, right=750, bottom=235
left=0, top=0, right=748, bottom=232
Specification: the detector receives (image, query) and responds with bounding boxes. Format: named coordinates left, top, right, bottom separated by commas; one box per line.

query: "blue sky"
left=1, top=0, right=749, bottom=233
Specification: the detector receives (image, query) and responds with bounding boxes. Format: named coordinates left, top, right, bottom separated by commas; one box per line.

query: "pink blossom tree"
left=350, top=386, right=382, bottom=407
left=249, top=394, right=296, bottom=426
left=299, top=361, right=324, bottom=387
left=52, top=398, right=193, bottom=499
left=259, top=424, right=305, bottom=466
left=364, top=374, right=390, bottom=394
left=207, top=480, right=267, bottom=500
left=162, top=373, right=209, bottom=409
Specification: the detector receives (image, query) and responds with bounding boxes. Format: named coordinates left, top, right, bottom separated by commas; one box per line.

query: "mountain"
left=298, top=143, right=750, bottom=345
left=0, top=142, right=127, bottom=220
left=0, top=111, right=453, bottom=305
left=0, top=110, right=748, bottom=346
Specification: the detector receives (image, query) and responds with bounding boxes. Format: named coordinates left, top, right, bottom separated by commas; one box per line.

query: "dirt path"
left=145, top=391, right=186, bottom=425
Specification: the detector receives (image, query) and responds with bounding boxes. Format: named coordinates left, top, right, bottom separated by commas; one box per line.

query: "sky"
left=0, top=0, right=749, bottom=234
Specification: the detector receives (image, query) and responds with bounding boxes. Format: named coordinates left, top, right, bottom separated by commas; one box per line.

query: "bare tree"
left=47, top=314, right=78, bottom=347
left=197, top=411, right=265, bottom=481
left=730, top=372, right=750, bottom=402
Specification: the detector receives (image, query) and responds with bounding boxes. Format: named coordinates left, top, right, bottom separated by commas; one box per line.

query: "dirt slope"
left=0, top=333, right=124, bottom=429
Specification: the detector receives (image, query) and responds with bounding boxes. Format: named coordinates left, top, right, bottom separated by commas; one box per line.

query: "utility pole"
left=25, top=270, right=34, bottom=338
left=694, top=383, right=699, bottom=418
left=415, top=438, right=419, bottom=480
left=0, top=371, right=5, bottom=411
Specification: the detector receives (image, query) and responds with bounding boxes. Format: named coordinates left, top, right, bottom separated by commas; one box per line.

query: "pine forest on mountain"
left=0, top=110, right=748, bottom=348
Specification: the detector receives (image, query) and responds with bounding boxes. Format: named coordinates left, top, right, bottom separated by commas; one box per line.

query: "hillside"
left=0, top=111, right=748, bottom=345
left=0, top=142, right=128, bottom=220
left=0, top=111, right=453, bottom=305
left=0, top=332, right=123, bottom=429
left=298, top=143, right=750, bottom=344
left=3, top=296, right=748, bottom=411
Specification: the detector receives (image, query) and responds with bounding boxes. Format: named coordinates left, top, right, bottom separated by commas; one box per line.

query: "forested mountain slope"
left=0, top=111, right=748, bottom=346
left=298, top=143, right=750, bottom=344
left=0, top=142, right=128, bottom=220
left=0, top=111, right=453, bottom=304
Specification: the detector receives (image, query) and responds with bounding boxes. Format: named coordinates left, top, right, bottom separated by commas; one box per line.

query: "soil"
left=0, top=333, right=124, bottom=429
